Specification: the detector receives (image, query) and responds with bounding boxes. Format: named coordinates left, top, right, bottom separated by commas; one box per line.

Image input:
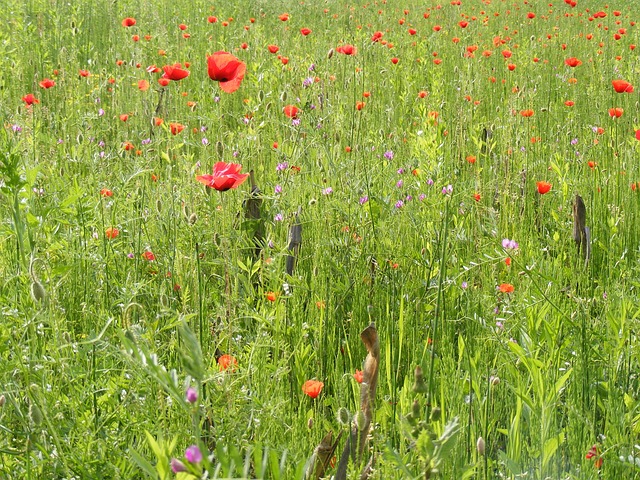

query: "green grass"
left=2, top=0, right=640, bottom=478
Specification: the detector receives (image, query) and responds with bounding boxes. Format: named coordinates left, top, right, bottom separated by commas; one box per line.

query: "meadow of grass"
left=2, top=0, right=640, bottom=478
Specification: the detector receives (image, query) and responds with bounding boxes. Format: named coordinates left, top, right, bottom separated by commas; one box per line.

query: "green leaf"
left=130, top=448, right=158, bottom=479
left=542, top=431, right=564, bottom=469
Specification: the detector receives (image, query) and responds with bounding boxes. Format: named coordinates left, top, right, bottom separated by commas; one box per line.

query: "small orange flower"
left=473, top=193, right=481, bottom=202
left=498, top=283, right=514, bottom=293
left=266, top=291, right=277, bottom=302
left=520, top=109, right=534, bottom=117
left=283, top=105, right=299, bottom=118
left=170, top=123, right=185, bottom=135
left=138, top=79, right=150, bottom=91
left=100, top=188, right=113, bottom=197
left=302, top=380, right=324, bottom=398
left=608, top=107, right=624, bottom=118
left=466, top=155, right=476, bottom=164
left=353, top=370, right=364, bottom=383
left=564, top=57, right=582, bottom=67
left=355, top=101, right=366, bottom=110
left=218, top=354, right=238, bottom=371
left=142, top=251, right=156, bottom=261
left=105, top=227, right=119, bottom=239
left=536, top=181, right=552, bottom=194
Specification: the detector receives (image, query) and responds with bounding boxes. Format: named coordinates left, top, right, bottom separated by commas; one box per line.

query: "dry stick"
left=149, top=88, right=165, bottom=138
left=572, top=194, right=590, bottom=264
left=285, top=207, right=302, bottom=276
left=307, top=430, right=343, bottom=480
left=243, top=170, right=264, bottom=260
left=335, top=323, right=380, bottom=480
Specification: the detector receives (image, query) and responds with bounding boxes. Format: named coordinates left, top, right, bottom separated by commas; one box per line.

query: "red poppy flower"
left=608, top=107, right=624, bottom=118
left=283, top=105, right=299, bottom=118
left=612, top=79, right=634, bottom=93
left=564, top=57, right=582, bottom=67
left=100, top=188, right=113, bottom=197
left=119, top=114, right=129, bottom=122
left=79, top=70, right=90, bottom=77
left=122, top=17, right=136, bottom=27
left=636, top=130, right=640, bottom=141
left=300, top=28, right=312, bottom=36
left=105, top=227, right=119, bottom=239
left=520, top=109, right=534, bottom=117
left=138, top=79, right=150, bottom=91
left=178, top=23, right=187, bottom=30
left=142, top=251, right=156, bottom=261
left=208, top=16, right=217, bottom=23
left=498, top=283, right=514, bottom=293
left=218, top=354, right=238, bottom=371
left=207, top=51, right=246, bottom=93
left=162, top=63, right=190, bottom=81
left=372, top=31, right=384, bottom=42
left=536, top=181, right=552, bottom=194
left=355, top=101, right=366, bottom=110
left=170, top=123, right=185, bottom=135
left=268, top=45, right=279, bottom=54
left=473, top=193, right=481, bottom=202
left=22, top=93, right=39, bottom=105
left=353, top=370, right=363, bottom=383
left=408, top=28, right=417, bottom=35
left=564, top=100, right=574, bottom=107
left=502, top=50, right=512, bottom=58
left=39, top=78, right=56, bottom=89
left=279, top=13, right=289, bottom=21
left=266, top=292, right=277, bottom=302
left=196, top=162, right=249, bottom=191
left=507, top=63, right=516, bottom=71
left=391, top=57, right=399, bottom=64
left=336, top=44, right=357, bottom=55
left=459, top=21, right=469, bottom=28
left=302, top=380, right=324, bottom=398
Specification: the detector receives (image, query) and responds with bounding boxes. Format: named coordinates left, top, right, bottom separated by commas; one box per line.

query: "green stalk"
left=427, top=196, right=450, bottom=407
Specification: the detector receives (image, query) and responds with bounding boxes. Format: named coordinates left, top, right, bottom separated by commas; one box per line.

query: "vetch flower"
left=185, top=445, right=202, bottom=464
left=207, top=51, right=246, bottom=93
left=186, top=387, right=198, bottom=404
left=170, top=458, right=187, bottom=473
left=502, top=238, right=519, bottom=249
left=302, top=380, right=324, bottom=398
left=196, top=162, right=249, bottom=191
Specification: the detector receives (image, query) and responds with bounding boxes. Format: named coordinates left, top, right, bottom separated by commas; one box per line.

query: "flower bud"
left=31, top=280, right=46, bottom=303
left=0, top=395, right=5, bottom=407
left=477, top=436, right=486, bottom=455
left=413, top=366, right=428, bottom=393
left=337, top=407, right=351, bottom=425
left=327, top=48, right=334, bottom=59
left=430, top=406, right=441, bottom=422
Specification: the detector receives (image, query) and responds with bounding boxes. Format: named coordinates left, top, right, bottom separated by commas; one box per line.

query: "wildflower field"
left=3, top=0, right=640, bottom=478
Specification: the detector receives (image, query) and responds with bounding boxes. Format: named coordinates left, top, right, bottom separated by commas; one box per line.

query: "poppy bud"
left=216, top=141, right=224, bottom=158
left=189, top=213, right=198, bottom=225
left=477, top=436, right=486, bottom=455
left=327, top=48, right=334, bottom=59
left=354, top=411, right=367, bottom=431
left=29, top=401, right=43, bottom=425
left=430, top=406, right=441, bottom=422
left=411, top=399, right=421, bottom=418
left=337, top=407, right=351, bottom=425
left=31, top=280, right=46, bottom=303
left=307, top=417, right=313, bottom=429
left=0, top=395, right=5, bottom=407
left=413, top=366, right=428, bottom=393
left=280, top=91, right=287, bottom=102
